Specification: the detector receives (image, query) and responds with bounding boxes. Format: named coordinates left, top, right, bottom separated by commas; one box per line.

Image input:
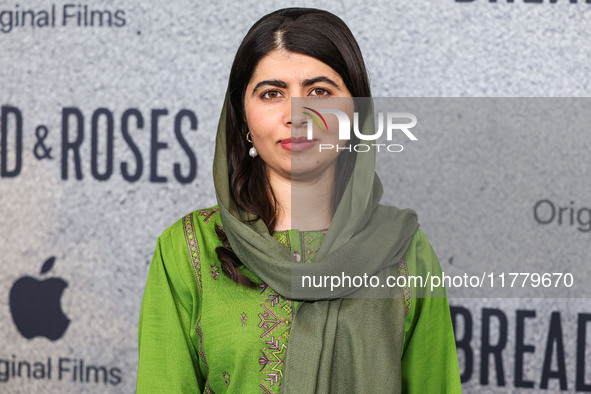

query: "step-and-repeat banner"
left=1, top=1, right=590, bottom=392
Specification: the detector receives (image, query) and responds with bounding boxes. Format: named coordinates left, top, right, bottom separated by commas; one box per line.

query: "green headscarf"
left=213, top=91, right=419, bottom=393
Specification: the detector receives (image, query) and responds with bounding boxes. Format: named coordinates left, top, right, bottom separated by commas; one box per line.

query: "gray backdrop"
left=1, top=0, right=590, bottom=392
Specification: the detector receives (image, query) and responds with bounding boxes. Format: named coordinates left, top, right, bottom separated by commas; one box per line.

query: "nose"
left=288, top=102, right=308, bottom=129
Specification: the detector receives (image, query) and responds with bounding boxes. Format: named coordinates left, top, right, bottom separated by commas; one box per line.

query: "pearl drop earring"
left=246, top=131, right=258, bottom=158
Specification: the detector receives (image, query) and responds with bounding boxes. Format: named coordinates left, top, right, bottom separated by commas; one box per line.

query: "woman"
left=137, top=7, right=461, bottom=393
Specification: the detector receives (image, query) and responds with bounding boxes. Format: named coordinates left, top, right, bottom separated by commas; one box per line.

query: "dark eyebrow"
left=250, top=76, right=341, bottom=96
left=251, top=80, right=287, bottom=95
left=302, top=76, right=341, bottom=90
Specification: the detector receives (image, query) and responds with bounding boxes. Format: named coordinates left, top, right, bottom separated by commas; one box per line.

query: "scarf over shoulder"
left=213, top=91, right=419, bottom=393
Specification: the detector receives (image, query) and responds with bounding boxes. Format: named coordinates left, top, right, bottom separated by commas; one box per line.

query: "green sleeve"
left=137, top=223, right=204, bottom=393
left=401, top=230, right=462, bottom=393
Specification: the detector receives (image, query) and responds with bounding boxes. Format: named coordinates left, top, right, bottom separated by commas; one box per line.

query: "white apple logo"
left=9, top=256, right=70, bottom=340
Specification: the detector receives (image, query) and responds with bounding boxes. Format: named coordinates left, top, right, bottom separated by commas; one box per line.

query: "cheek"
left=327, top=118, right=342, bottom=137
left=245, top=105, right=262, bottom=131
left=245, top=104, right=279, bottom=136
left=323, top=118, right=349, bottom=144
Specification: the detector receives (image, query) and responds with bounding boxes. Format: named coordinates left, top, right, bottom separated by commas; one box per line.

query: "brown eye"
left=311, top=88, right=329, bottom=96
left=262, top=90, right=283, bottom=100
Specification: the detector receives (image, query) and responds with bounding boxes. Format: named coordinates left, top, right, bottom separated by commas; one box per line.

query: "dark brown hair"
left=216, top=7, right=372, bottom=287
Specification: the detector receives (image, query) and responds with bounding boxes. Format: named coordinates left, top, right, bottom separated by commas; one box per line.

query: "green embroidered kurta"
left=137, top=206, right=462, bottom=393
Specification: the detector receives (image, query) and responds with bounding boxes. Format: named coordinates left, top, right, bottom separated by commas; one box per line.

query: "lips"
left=279, top=137, right=317, bottom=152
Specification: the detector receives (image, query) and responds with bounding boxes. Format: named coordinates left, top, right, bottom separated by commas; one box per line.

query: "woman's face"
left=244, top=49, right=354, bottom=182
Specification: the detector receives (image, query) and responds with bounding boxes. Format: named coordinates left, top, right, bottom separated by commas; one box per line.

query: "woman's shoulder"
left=404, top=228, right=440, bottom=273
left=402, top=228, right=448, bottom=299
left=410, top=228, right=429, bottom=249
left=158, top=204, right=222, bottom=240
left=151, top=205, right=223, bottom=288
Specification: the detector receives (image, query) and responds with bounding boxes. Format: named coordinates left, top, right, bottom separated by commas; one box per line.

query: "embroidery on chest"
left=257, top=282, right=293, bottom=393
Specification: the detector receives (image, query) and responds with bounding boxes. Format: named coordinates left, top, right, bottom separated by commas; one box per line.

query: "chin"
left=290, top=165, right=331, bottom=182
